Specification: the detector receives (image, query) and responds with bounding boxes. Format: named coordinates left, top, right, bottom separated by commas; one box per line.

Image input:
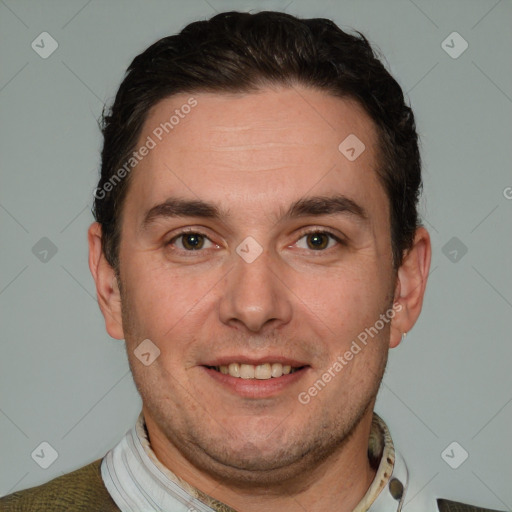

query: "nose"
left=218, top=248, right=293, bottom=333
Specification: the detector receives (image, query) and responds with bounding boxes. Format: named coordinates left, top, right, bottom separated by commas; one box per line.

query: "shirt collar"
left=357, top=413, right=409, bottom=511
left=101, top=411, right=408, bottom=512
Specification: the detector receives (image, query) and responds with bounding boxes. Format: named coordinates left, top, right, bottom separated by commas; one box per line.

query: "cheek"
left=296, top=270, right=394, bottom=381
left=120, top=255, right=221, bottom=355
left=123, top=255, right=194, bottom=309
left=301, top=263, right=388, bottom=327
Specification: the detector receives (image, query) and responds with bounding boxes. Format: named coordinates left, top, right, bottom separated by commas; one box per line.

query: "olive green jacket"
left=1, top=459, right=119, bottom=512
left=0, top=459, right=505, bottom=512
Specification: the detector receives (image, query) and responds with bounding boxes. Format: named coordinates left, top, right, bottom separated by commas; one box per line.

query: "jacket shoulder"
left=0, top=459, right=120, bottom=512
left=437, top=498, right=507, bottom=512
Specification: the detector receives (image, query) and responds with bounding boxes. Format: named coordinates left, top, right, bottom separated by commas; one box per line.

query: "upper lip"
left=202, top=356, right=309, bottom=367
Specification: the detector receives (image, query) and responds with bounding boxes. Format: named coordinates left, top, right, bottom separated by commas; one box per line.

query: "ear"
left=389, top=227, right=431, bottom=348
left=87, top=222, right=124, bottom=340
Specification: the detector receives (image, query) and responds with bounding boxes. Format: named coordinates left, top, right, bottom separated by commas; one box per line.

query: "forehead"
left=123, top=87, right=386, bottom=224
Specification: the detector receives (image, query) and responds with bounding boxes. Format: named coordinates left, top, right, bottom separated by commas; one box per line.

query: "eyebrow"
left=140, top=194, right=368, bottom=231
left=141, top=199, right=222, bottom=231
left=283, top=195, right=367, bottom=222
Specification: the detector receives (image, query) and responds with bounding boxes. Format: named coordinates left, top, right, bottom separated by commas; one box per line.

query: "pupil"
left=308, top=233, right=327, bottom=250
left=184, top=234, right=203, bottom=250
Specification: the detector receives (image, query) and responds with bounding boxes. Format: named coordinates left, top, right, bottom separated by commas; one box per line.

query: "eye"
left=295, top=231, right=341, bottom=251
left=168, top=232, right=215, bottom=251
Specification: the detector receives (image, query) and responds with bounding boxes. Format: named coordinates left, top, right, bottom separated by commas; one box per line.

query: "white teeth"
left=240, top=364, right=255, bottom=379
left=215, top=362, right=301, bottom=380
left=271, top=363, right=283, bottom=378
left=228, top=363, right=240, bottom=377
left=255, top=364, right=272, bottom=380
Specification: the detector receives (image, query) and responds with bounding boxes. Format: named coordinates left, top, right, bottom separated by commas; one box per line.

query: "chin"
left=188, top=421, right=336, bottom=482
left=195, top=444, right=313, bottom=486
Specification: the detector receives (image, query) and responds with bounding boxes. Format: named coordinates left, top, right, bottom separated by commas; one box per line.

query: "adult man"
left=1, top=10, right=503, bottom=512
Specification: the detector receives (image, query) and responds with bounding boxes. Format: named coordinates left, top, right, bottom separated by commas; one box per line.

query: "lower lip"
left=202, top=366, right=309, bottom=399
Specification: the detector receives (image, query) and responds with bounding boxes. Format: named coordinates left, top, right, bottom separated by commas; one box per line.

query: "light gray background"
left=1, top=0, right=511, bottom=509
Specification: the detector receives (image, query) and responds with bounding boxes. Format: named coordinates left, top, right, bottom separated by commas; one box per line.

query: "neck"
left=144, top=408, right=377, bottom=512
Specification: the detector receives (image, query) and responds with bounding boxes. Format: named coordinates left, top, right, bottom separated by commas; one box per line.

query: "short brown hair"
left=93, top=10, right=422, bottom=271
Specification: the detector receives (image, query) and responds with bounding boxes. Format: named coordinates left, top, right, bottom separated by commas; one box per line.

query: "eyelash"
left=165, top=228, right=345, bottom=254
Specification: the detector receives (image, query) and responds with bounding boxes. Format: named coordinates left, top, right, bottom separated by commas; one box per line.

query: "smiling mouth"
left=206, top=363, right=306, bottom=380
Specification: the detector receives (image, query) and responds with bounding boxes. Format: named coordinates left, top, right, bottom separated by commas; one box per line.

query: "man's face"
left=116, top=87, right=397, bottom=482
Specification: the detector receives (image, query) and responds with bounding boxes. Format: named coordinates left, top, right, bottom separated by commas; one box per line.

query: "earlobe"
left=389, top=227, right=431, bottom=348
left=87, top=222, right=125, bottom=340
